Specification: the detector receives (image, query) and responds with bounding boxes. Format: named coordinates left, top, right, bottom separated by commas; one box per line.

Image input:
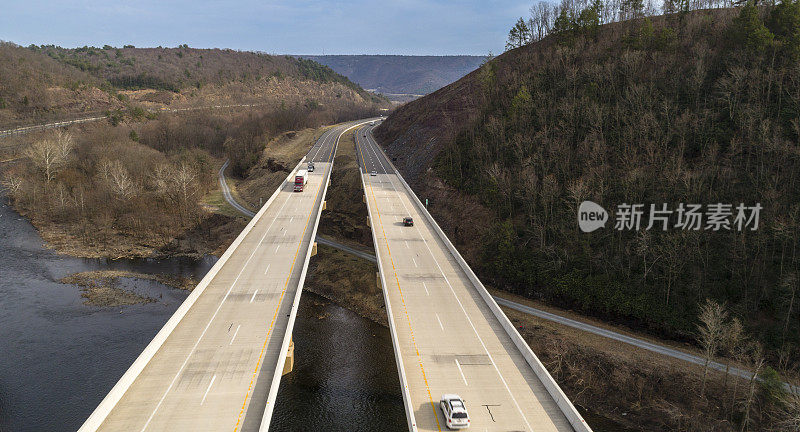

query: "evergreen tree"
left=506, top=17, right=532, bottom=51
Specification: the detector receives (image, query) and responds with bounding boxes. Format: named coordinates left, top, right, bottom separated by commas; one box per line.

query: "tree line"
left=506, top=0, right=765, bottom=50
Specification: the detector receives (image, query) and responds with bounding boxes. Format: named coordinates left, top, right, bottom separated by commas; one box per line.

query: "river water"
left=0, top=196, right=405, bottom=432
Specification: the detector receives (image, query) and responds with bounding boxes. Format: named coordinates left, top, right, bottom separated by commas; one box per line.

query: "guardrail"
left=370, top=129, right=593, bottom=432
left=78, top=156, right=308, bottom=432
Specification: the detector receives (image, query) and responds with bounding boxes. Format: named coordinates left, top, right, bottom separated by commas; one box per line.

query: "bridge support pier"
left=322, top=200, right=327, bottom=210
left=376, top=272, right=381, bottom=289
left=282, top=338, right=294, bottom=375
left=366, top=217, right=370, bottom=228
left=311, top=242, right=318, bottom=257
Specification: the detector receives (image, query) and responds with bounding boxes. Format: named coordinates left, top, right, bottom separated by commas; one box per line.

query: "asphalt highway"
left=356, top=125, right=578, bottom=432
left=80, top=121, right=360, bottom=432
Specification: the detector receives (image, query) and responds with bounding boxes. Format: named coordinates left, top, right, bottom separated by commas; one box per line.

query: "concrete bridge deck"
left=356, top=124, right=592, bottom=432
left=79, top=120, right=370, bottom=432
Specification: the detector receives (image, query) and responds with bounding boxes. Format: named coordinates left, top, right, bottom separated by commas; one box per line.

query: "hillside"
left=0, top=43, right=386, bottom=128
left=376, top=4, right=800, bottom=368
left=0, top=42, right=388, bottom=259
left=298, top=55, right=485, bottom=96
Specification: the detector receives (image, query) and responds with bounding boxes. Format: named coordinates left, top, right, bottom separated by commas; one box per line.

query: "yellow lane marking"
left=356, top=130, right=442, bottom=432
left=232, top=152, right=328, bottom=431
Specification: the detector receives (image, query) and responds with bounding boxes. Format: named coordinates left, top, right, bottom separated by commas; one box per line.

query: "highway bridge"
left=355, top=125, right=592, bottom=432
left=78, top=120, right=371, bottom=432
left=79, top=118, right=590, bottom=432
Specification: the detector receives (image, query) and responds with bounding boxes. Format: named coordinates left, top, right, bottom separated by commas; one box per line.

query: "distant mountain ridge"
left=0, top=43, right=385, bottom=127
left=298, top=55, right=485, bottom=95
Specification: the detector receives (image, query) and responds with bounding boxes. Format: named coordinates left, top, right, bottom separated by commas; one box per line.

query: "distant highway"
left=79, top=120, right=373, bottom=432
left=356, top=124, right=590, bottom=432
left=0, top=115, right=106, bottom=137
left=0, top=103, right=274, bottom=138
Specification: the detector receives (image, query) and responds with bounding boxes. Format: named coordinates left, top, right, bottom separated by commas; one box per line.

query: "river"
left=0, top=196, right=405, bottom=432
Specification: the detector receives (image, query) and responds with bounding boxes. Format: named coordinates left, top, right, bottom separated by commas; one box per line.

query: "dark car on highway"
left=403, top=217, right=414, bottom=227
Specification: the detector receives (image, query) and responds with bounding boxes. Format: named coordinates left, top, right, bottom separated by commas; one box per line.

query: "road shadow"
left=416, top=401, right=445, bottom=429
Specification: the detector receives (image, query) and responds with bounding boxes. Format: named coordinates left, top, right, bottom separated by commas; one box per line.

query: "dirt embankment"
left=235, top=128, right=324, bottom=209
left=60, top=270, right=198, bottom=307
left=304, top=245, right=386, bottom=326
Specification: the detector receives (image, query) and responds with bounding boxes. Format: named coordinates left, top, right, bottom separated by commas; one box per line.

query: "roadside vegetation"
left=0, top=38, right=386, bottom=258
left=376, top=2, right=800, bottom=430
left=0, top=100, right=381, bottom=258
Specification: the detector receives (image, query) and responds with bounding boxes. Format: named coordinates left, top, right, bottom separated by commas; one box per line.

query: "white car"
left=370, top=170, right=377, bottom=176
left=440, top=394, right=470, bottom=429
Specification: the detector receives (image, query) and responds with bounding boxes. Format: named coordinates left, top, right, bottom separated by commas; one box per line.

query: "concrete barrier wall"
left=78, top=157, right=307, bottom=432
left=371, top=131, right=593, bottom=432
left=358, top=138, right=419, bottom=432
left=258, top=120, right=373, bottom=431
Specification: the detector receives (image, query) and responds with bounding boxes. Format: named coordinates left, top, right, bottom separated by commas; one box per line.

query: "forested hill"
left=298, top=55, right=485, bottom=95
left=0, top=43, right=384, bottom=127
left=375, top=5, right=800, bottom=361
left=41, top=46, right=366, bottom=94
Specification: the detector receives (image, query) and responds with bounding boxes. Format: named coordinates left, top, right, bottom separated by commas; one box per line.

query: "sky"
left=0, top=0, right=532, bottom=56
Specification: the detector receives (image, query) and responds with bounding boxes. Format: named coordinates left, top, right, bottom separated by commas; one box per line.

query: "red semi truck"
left=294, top=169, right=308, bottom=192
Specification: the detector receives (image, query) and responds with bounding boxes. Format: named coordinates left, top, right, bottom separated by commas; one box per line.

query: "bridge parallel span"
left=356, top=124, right=592, bottom=432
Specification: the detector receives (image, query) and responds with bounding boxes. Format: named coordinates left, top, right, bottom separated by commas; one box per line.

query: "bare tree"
left=107, top=160, right=136, bottom=200
left=530, top=1, right=554, bottom=41
left=781, top=273, right=798, bottom=342
left=53, top=130, right=74, bottom=161
left=774, top=391, right=800, bottom=431
left=55, top=183, right=68, bottom=209
left=697, top=298, right=728, bottom=397
left=741, top=342, right=766, bottom=432
left=658, top=233, right=687, bottom=305
left=22, top=131, right=74, bottom=187
left=721, top=317, right=744, bottom=389
left=1, top=175, right=23, bottom=197
left=25, top=139, right=62, bottom=185
left=152, top=161, right=200, bottom=224
left=174, top=162, right=198, bottom=207
left=97, top=158, right=114, bottom=182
